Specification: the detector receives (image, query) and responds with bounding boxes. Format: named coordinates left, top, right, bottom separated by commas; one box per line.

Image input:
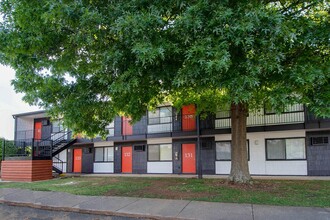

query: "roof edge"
left=12, top=110, right=47, bottom=117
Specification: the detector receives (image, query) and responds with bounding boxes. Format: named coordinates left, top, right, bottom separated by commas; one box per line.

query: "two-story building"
left=8, top=104, right=330, bottom=177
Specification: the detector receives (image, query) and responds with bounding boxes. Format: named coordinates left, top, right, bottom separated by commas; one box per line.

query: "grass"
left=0, top=176, right=329, bottom=207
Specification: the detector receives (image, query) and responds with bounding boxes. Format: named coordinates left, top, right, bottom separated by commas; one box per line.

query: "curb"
left=0, top=200, right=188, bottom=220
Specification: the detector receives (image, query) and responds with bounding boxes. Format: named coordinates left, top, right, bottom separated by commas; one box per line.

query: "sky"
left=0, top=65, right=41, bottom=140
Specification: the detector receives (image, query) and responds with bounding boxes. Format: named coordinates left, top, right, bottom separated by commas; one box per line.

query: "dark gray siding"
left=201, top=138, right=215, bottom=174
left=114, top=144, right=122, bottom=173
left=132, top=145, right=147, bottom=174
left=82, top=146, right=94, bottom=173
left=200, top=114, right=215, bottom=130
left=172, top=108, right=182, bottom=132
left=114, top=116, right=122, bottom=136
left=172, top=142, right=182, bottom=174
left=307, top=131, right=330, bottom=176
left=133, top=116, right=147, bottom=135
left=41, top=120, right=52, bottom=139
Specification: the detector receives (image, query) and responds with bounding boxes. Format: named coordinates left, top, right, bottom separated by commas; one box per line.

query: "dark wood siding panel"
left=1, top=160, right=52, bottom=182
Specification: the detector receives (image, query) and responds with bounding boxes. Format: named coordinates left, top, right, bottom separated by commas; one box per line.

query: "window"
left=94, top=147, right=114, bottom=162
left=148, top=144, right=172, bottom=161
left=216, top=141, right=249, bottom=161
left=105, top=121, right=114, bottom=136
left=52, top=120, right=64, bottom=133
left=266, top=138, right=306, bottom=160
left=148, top=107, right=172, bottom=124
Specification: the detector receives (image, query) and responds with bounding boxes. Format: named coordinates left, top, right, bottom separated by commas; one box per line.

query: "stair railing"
left=52, top=156, right=64, bottom=173
left=33, top=130, right=73, bottom=158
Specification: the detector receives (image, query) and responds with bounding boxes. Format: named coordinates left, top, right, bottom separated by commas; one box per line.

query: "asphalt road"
left=0, top=203, right=145, bottom=220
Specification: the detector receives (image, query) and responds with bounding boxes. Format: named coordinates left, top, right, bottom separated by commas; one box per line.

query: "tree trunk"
left=228, top=102, right=252, bottom=183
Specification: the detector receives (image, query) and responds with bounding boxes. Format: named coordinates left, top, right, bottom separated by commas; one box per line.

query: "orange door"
left=34, top=121, right=42, bottom=140
left=122, top=146, right=132, bottom=173
left=73, top=148, right=82, bottom=173
left=182, top=144, right=196, bottom=173
left=182, top=104, right=196, bottom=131
left=122, top=117, right=133, bottom=135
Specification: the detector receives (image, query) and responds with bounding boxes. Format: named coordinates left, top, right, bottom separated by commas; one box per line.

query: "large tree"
left=0, top=0, right=329, bottom=183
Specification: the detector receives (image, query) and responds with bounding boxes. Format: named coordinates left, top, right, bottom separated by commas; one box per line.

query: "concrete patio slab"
left=35, top=191, right=92, bottom=208
left=75, top=196, right=140, bottom=212
left=253, top=204, right=330, bottom=220
left=1, top=189, right=53, bottom=204
left=117, top=198, right=190, bottom=218
left=177, top=201, right=253, bottom=220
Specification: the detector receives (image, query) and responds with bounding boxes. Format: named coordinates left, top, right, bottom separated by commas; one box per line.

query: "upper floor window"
left=148, top=107, right=172, bottom=125
left=105, top=121, right=114, bottom=136
left=52, top=120, right=64, bottom=133
left=266, top=138, right=306, bottom=160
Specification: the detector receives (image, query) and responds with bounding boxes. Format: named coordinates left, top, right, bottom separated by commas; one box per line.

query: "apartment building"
left=9, top=104, right=330, bottom=177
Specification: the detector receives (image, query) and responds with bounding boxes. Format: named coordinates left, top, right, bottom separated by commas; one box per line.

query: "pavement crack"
left=115, top=198, right=142, bottom=212
left=176, top=200, right=191, bottom=217
left=251, top=204, right=255, bottom=220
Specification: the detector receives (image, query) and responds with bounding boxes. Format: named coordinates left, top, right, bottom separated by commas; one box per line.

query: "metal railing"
left=120, top=114, right=197, bottom=136
left=3, top=129, right=74, bottom=160
left=2, top=139, right=51, bottom=159
left=52, top=156, right=64, bottom=173
left=215, top=105, right=305, bottom=129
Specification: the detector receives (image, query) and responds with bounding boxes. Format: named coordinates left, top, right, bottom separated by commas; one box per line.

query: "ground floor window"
left=216, top=141, right=249, bottom=161
left=148, top=144, right=172, bottom=161
left=94, top=147, right=114, bottom=162
left=266, top=138, right=306, bottom=160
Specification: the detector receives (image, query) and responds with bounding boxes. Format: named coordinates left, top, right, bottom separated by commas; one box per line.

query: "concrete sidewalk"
left=65, top=173, right=330, bottom=181
left=0, top=188, right=329, bottom=220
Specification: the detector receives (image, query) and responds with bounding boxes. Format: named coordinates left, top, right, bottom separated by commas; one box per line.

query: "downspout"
left=13, top=115, right=17, bottom=141
left=197, top=113, right=202, bottom=179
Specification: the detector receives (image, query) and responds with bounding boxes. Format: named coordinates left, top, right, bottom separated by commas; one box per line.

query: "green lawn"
left=0, top=176, right=329, bottom=207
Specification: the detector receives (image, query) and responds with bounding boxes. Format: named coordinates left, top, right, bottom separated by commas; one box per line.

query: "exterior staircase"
left=38, top=130, right=77, bottom=174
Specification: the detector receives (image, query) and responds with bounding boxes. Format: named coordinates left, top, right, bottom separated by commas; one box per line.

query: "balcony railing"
left=2, top=139, right=52, bottom=159
left=120, top=114, right=197, bottom=135
left=215, top=105, right=305, bottom=129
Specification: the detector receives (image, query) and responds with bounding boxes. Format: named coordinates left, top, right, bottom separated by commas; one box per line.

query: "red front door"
left=182, top=104, right=196, bottom=131
left=34, top=121, right=42, bottom=140
left=122, top=117, right=133, bottom=135
left=182, top=143, right=196, bottom=174
left=73, top=148, right=82, bottom=173
left=122, top=146, right=133, bottom=173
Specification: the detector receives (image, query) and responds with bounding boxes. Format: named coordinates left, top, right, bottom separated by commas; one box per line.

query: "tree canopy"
left=0, top=0, right=329, bottom=135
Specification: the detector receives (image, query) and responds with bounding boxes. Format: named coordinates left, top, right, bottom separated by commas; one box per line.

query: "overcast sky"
left=0, top=65, right=41, bottom=140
